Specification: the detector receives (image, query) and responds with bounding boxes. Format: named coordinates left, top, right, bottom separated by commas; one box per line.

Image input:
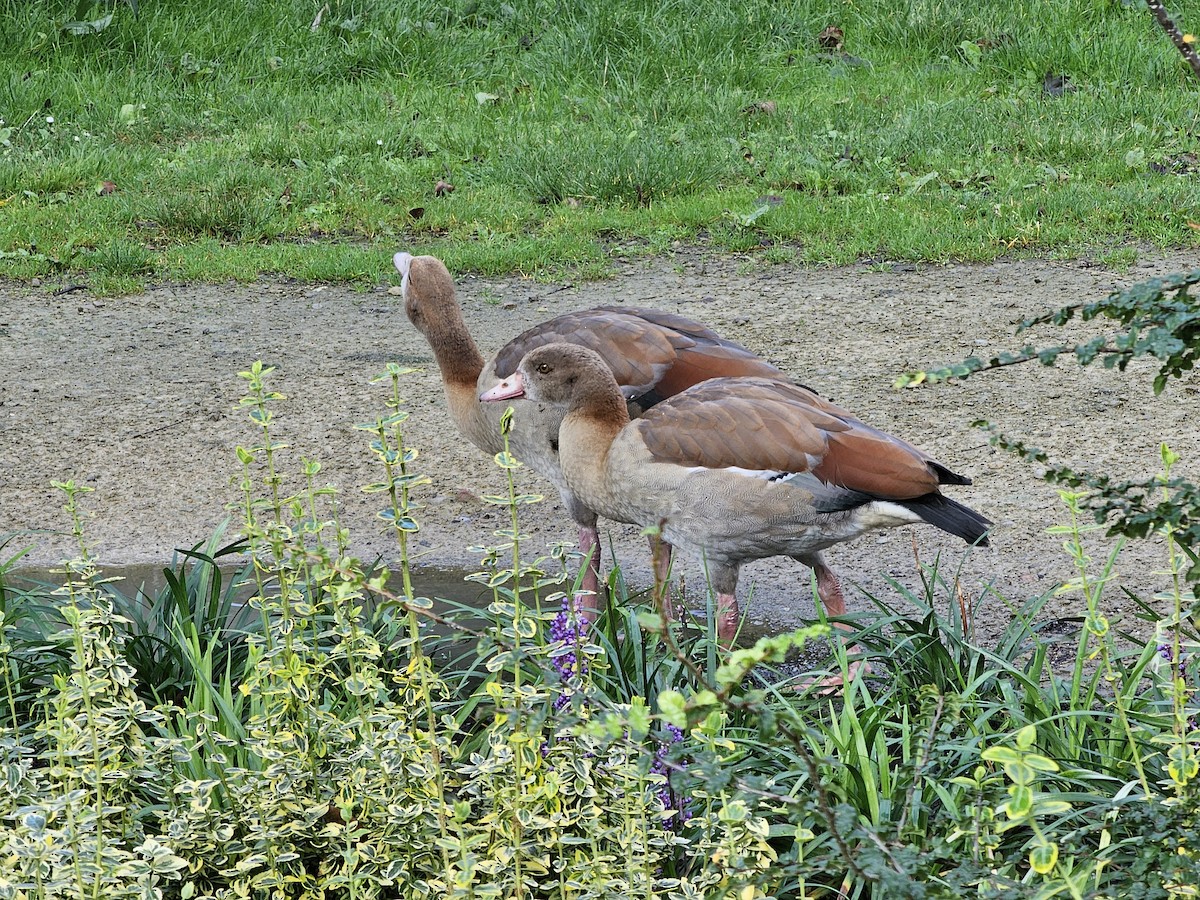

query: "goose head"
left=480, top=343, right=615, bottom=407
left=393, top=251, right=460, bottom=339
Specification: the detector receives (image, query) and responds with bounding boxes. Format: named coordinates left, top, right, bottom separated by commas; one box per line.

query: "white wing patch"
left=856, top=500, right=923, bottom=529
left=681, top=465, right=788, bottom=481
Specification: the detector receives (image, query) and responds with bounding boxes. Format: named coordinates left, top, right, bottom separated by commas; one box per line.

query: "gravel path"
left=3, top=249, right=1197, bottom=642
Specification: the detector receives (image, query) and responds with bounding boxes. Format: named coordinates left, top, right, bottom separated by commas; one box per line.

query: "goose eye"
left=536, top=363, right=551, bottom=374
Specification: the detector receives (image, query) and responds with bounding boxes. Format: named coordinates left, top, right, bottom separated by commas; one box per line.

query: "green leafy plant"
left=899, top=269, right=1200, bottom=586
left=60, top=0, right=138, bottom=37
left=897, top=268, right=1200, bottom=394
left=5, top=355, right=1200, bottom=898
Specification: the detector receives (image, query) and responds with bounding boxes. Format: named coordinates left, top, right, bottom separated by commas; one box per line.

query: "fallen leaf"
left=1124, top=147, right=1146, bottom=170
left=741, top=100, right=777, bottom=116
left=817, top=25, right=844, bottom=50
left=1187, top=221, right=1200, bottom=230
left=310, top=2, right=329, bottom=31
left=434, top=179, right=455, bottom=197
left=475, top=92, right=501, bottom=105
left=97, top=181, right=117, bottom=195
left=408, top=206, right=425, bottom=220
left=1042, top=71, right=1076, bottom=97
left=62, top=13, right=113, bottom=36
left=118, top=103, right=144, bottom=124
left=737, top=203, right=773, bottom=227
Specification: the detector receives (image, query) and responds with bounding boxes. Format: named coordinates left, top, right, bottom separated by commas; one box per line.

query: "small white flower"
left=376, top=139, right=383, bottom=146
left=73, top=136, right=80, bottom=142
left=46, top=115, right=54, bottom=124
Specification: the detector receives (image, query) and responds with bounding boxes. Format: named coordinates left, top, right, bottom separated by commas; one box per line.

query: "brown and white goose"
left=393, top=251, right=786, bottom=606
left=480, top=343, right=991, bottom=641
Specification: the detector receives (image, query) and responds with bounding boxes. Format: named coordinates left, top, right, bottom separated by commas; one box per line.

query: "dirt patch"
left=2, top=250, right=1197, bottom=642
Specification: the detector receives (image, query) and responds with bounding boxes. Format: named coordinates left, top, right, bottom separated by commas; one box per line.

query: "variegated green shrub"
left=3, top=360, right=1199, bottom=899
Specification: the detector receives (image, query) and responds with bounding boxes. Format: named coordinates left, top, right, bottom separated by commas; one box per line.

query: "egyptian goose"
left=393, top=252, right=786, bottom=606
left=480, top=343, right=991, bottom=642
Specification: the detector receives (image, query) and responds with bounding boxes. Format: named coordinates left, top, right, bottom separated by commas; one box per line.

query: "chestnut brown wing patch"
left=494, top=309, right=679, bottom=394
left=638, top=345, right=788, bottom=405
left=636, top=378, right=947, bottom=500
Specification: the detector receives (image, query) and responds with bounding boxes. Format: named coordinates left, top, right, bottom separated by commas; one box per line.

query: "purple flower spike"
left=652, top=724, right=691, bottom=827
left=1156, top=642, right=1190, bottom=678
left=550, top=595, right=588, bottom=712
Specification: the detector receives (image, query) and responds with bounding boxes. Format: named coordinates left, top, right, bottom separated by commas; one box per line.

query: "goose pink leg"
left=811, top=556, right=847, bottom=618
left=574, top=524, right=605, bottom=622
left=650, top=534, right=675, bottom=620
left=800, top=552, right=872, bottom=690
left=711, top=566, right=743, bottom=647
left=712, top=557, right=852, bottom=650
left=716, top=593, right=740, bottom=646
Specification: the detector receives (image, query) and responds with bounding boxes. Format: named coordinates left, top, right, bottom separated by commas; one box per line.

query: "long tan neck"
left=417, top=301, right=495, bottom=447
left=426, top=316, right=485, bottom=388
left=425, top=310, right=491, bottom=444
left=442, top=378, right=495, bottom=448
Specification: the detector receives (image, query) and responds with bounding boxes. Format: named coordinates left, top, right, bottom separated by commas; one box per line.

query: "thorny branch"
left=1145, top=0, right=1200, bottom=81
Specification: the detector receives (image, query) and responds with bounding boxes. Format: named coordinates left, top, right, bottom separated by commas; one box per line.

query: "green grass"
left=1, top=0, right=1198, bottom=290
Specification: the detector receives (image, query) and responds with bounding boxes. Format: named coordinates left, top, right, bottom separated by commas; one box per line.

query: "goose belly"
left=644, top=468, right=923, bottom=562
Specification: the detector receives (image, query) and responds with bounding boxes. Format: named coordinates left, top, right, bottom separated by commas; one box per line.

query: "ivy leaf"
left=657, top=690, right=688, bottom=728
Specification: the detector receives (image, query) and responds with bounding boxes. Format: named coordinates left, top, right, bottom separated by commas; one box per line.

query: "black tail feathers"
left=898, top=492, right=991, bottom=547
left=928, top=460, right=973, bottom=487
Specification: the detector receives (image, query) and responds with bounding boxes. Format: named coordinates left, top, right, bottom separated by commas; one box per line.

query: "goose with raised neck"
left=394, top=251, right=788, bottom=609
